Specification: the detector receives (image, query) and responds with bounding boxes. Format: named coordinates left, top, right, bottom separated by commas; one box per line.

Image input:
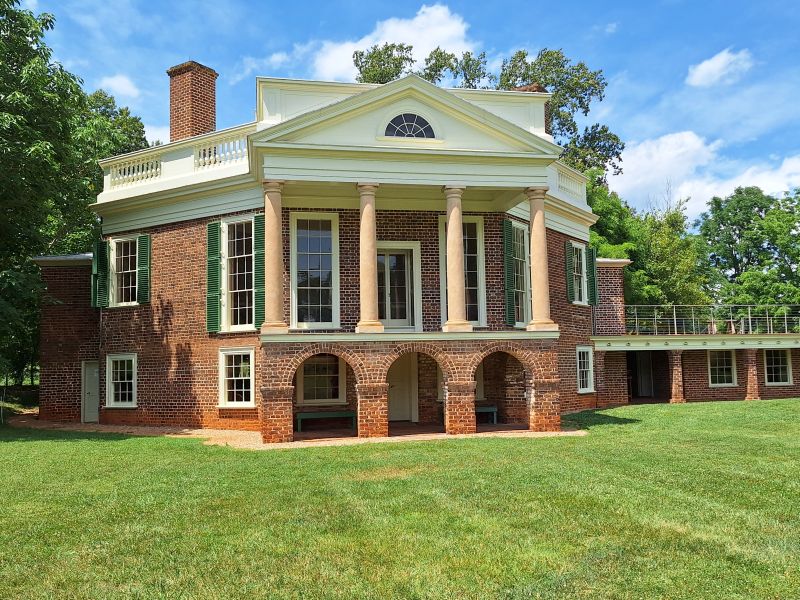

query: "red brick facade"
left=167, top=61, right=218, bottom=142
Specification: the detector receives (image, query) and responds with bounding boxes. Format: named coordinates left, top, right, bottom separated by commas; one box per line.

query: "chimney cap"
left=513, top=83, right=547, bottom=93
left=166, top=60, right=218, bottom=78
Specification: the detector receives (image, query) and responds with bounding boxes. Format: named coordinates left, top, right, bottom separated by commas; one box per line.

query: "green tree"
left=697, top=186, right=800, bottom=304
left=454, top=51, right=489, bottom=88
left=419, top=47, right=457, bottom=84
left=353, top=43, right=414, bottom=84
left=0, top=0, right=148, bottom=382
left=584, top=168, right=637, bottom=259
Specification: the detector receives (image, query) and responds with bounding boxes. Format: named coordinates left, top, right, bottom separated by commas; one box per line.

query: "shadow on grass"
left=563, top=409, right=641, bottom=430
left=0, top=422, right=146, bottom=444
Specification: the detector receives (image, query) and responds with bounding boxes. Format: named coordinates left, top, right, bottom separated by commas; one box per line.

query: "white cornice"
left=592, top=334, right=800, bottom=351
left=596, top=258, right=632, bottom=269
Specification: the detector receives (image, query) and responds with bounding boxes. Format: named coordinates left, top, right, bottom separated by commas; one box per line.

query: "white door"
left=388, top=352, right=417, bottom=421
left=82, top=360, right=100, bottom=423
left=636, top=352, right=654, bottom=397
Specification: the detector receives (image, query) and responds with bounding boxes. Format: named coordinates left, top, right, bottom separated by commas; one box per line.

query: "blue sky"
left=26, top=0, right=800, bottom=216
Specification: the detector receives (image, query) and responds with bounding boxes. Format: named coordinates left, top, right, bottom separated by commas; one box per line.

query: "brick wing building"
left=35, top=62, right=800, bottom=444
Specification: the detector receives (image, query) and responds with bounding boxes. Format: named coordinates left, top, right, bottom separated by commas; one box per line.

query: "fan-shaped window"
left=385, top=113, right=435, bottom=138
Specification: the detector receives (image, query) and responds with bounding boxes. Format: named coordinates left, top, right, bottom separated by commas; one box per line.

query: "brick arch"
left=464, top=342, right=536, bottom=382
left=377, top=342, right=458, bottom=383
left=278, top=343, right=368, bottom=388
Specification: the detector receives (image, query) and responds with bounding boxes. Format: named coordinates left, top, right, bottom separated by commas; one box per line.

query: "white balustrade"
left=556, top=164, right=585, bottom=202
left=194, top=135, right=248, bottom=169
left=109, top=155, right=162, bottom=187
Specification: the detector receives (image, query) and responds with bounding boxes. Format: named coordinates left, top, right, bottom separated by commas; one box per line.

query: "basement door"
left=82, top=360, right=100, bottom=423
left=388, top=352, right=419, bottom=422
left=636, top=352, right=654, bottom=397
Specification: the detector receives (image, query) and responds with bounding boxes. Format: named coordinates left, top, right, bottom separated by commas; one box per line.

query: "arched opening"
left=291, top=353, right=358, bottom=440
left=473, top=351, right=530, bottom=431
left=386, top=351, right=447, bottom=436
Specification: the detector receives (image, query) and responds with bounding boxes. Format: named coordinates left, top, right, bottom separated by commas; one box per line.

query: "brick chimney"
left=166, top=61, right=218, bottom=142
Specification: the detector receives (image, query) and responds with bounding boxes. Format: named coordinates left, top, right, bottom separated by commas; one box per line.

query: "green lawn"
left=2, top=401, right=799, bottom=599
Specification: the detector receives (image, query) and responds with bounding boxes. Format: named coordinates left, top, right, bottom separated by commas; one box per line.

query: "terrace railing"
left=614, top=305, right=800, bottom=336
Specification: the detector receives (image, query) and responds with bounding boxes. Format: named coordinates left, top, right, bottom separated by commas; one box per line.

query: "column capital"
left=262, top=180, right=285, bottom=193
left=524, top=185, right=549, bottom=199
left=356, top=182, right=380, bottom=192
left=442, top=185, right=466, bottom=198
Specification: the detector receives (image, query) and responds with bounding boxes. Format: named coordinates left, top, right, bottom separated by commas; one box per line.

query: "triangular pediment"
left=251, top=75, right=562, bottom=157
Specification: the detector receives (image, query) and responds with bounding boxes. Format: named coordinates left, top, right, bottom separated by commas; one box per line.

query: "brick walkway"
left=7, top=413, right=586, bottom=451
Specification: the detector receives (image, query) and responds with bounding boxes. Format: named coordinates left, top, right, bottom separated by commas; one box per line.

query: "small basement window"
left=106, top=353, right=137, bottom=407
left=708, top=350, right=737, bottom=387
left=764, top=349, right=792, bottom=386
left=219, top=348, right=255, bottom=407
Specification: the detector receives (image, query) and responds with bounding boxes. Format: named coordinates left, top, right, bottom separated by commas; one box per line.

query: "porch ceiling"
left=592, top=334, right=800, bottom=351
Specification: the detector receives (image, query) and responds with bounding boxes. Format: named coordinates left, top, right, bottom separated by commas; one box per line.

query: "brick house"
left=35, top=61, right=800, bottom=444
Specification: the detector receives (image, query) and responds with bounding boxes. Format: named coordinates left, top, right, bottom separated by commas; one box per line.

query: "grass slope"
left=1, top=400, right=799, bottom=599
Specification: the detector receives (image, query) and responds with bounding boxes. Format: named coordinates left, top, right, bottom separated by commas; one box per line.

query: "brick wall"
left=682, top=350, right=747, bottom=401
left=38, top=265, right=100, bottom=421
left=167, top=61, right=218, bottom=142
left=594, top=265, right=626, bottom=335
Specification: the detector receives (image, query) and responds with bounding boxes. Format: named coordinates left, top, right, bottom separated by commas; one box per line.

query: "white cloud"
left=21, top=0, right=38, bottom=10
left=686, top=48, right=754, bottom=87
left=97, top=74, right=141, bottom=99
left=610, top=131, right=800, bottom=217
left=604, top=22, right=618, bottom=34
left=230, top=51, right=293, bottom=84
left=312, top=4, right=474, bottom=81
left=144, top=124, right=170, bottom=145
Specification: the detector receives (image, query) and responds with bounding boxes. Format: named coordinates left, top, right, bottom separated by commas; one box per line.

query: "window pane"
left=224, top=352, right=252, bottom=404
left=296, top=219, right=334, bottom=324
left=115, top=240, right=138, bottom=303
left=227, top=221, right=253, bottom=327
left=302, top=355, right=340, bottom=402
left=709, top=351, right=734, bottom=385
left=512, top=226, right=528, bottom=323
left=111, top=358, right=135, bottom=404
left=573, top=245, right=585, bottom=303
left=765, top=349, right=790, bottom=384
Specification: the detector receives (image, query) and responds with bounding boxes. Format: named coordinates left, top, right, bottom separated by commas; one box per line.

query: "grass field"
left=2, top=400, right=799, bottom=599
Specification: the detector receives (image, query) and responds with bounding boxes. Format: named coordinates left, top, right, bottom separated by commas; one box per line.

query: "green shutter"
left=502, top=219, right=515, bottom=326
left=206, top=222, right=221, bottom=333
left=253, top=214, right=265, bottom=328
left=136, top=234, right=151, bottom=304
left=96, top=240, right=110, bottom=308
left=587, top=247, right=599, bottom=306
left=565, top=240, right=575, bottom=303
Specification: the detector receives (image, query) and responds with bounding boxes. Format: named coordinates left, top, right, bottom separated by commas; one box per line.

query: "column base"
left=260, top=322, right=289, bottom=335
left=442, top=320, right=473, bottom=333
left=355, top=320, right=384, bottom=333
left=526, top=320, right=559, bottom=332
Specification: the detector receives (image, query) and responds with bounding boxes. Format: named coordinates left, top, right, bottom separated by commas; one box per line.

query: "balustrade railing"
left=556, top=164, right=585, bottom=202
left=615, top=305, right=800, bottom=335
left=109, top=155, right=162, bottom=187
left=194, top=134, right=248, bottom=169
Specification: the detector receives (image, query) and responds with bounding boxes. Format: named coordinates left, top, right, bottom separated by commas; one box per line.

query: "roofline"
left=33, top=253, right=93, bottom=266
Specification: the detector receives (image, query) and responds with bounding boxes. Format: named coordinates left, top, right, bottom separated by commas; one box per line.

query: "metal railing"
left=619, top=305, right=800, bottom=335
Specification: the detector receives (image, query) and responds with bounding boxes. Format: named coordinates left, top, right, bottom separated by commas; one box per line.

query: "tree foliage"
left=353, top=43, right=415, bottom=84
left=696, top=187, right=800, bottom=304
left=0, top=0, right=148, bottom=382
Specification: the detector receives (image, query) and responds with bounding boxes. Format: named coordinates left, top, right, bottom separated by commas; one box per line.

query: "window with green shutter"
left=587, top=247, right=599, bottom=306
left=206, top=222, right=222, bottom=333
left=564, top=240, right=575, bottom=303
left=503, top=219, right=530, bottom=326
left=502, top=220, right=515, bottom=326
left=93, top=240, right=110, bottom=308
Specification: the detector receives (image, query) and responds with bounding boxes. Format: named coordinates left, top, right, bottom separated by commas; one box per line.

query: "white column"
left=526, top=186, right=558, bottom=332
left=261, top=180, right=289, bottom=335
left=442, top=185, right=472, bottom=332
left=356, top=183, right=383, bottom=333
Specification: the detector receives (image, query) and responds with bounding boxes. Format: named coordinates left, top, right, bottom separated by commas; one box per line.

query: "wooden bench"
left=475, top=405, right=498, bottom=424
left=296, top=410, right=356, bottom=432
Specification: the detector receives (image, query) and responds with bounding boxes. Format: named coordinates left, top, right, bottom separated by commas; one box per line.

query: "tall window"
left=571, top=242, right=587, bottom=305
left=224, top=220, right=253, bottom=328
left=297, top=355, right=346, bottom=405
left=385, top=113, right=435, bottom=138
left=511, top=223, right=530, bottom=325
left=106, top=353, right=137, bottom=407
left=112, top=239, right=137, bottom=305
left=576, top=347, right=594, bottom=393
left=292, top=214, right=339, bottom=328
left=440, top=217, right=485, bottom=325
left=219, top=348, right=254, bottom=407
left=765, top=349, right=792, bottom=386
left=708, top=350, right=737, bottom=386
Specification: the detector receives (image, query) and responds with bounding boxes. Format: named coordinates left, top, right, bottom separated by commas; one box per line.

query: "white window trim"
left=108, top=236, right=139, bottom=308
left=105, top=353, right=137, bottom=408
left=764, top=348, right=793, bottom=387
left=296, top=356, right=348, bottom=406
left=707, top=349, right=738, bottom=388
left=570, top=240, right=589, bottom=307
left=290, top=212, right=340, bottom=330
left=218, top=347, right=256, bottom=408
left=576, top=346, right=595, bottom=394
left=377, top=241, right=423, bottom=333
left=511, top=221, right=531, bottom=328
left=437, top=215, right=487, bottom=327
left=220, top=215, right=257, bottom=333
